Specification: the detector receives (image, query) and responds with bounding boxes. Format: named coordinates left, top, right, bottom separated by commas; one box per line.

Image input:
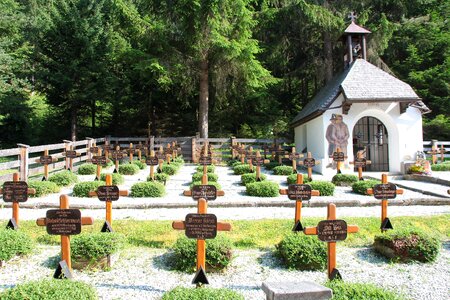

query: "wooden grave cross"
left=238, top=144, right=247, bottom=164
left=0, top=173, right=36, bottom=230
left=284, top=147, right=304, bottom=173
left=367, top=174, right=403, bottom=232
left=102, top=141, right=113, bottom=159
left=332, top=147, right=347, bottom=174
left=110, top=145, right=126, bottom=173
left=274, top=145, right=286, bottom=165
left=172, top=198, right=231, bottom=285
left=90, top=148, right=109, bottom=181
left=279, top=173, right=319, bottom=231
left=135, top=142, right=144, bottom=161
left=438, top=144, right=447, bottom=163
left=146, top=150, right=161, bottom=182
left=89, top=174, right=128, bottom=232
left=164, top=143, right=173, bottom=164
left=63, top=144, right=80, bottom=172
left=246, top=147, right=256, bottom=172
left=426, top=144, right=439, bottom=165
left=87, top=142, right=99, bottom=159
left=304, top=203, right=359, bottom=280
left=298, top=152, right=321, bottom=180
left=127, top=143, right=135, bottom=163
left=35, top=149, right=58, bottom=181
left=36, top=195, right=94, bottom=279
left=253, top=150, right=270, bottom=182
left=349, top=152, right=372, bottom=180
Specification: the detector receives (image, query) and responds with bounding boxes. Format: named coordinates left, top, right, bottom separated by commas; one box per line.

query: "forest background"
left=0, top=0, right=448, bottom=147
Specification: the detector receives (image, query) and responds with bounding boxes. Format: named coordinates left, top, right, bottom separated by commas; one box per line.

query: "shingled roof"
left=291, top=59, right=422, bottom=127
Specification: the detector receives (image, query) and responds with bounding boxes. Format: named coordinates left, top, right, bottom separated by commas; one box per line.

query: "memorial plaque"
left=192, top=185, right=217, bottom=201
left=185, top=213, right=217, bottom=239
left=155, top=152, right=165, bottom=159
left=127, top=148, right=135, bottom=154
left=198, top=156, right=212, bottom=166
left=317, top=220, right=348, bottom=242
left=46, top=209, right=82, bottom=235
left=146, top=156, right=159, bottom=166
left=2, top=181, right=28, bottom=202
left=254, top=157, right=265, bottom=166
left=276, top=150, right=286, bottom=155
left=64, top=150, right=78, bottom=158
left=91, top=156, right=107, bottom=165
left=135, top=144, right=144, bottom=150
left=238, top=149, right=246, bottom=155
left=111, top=151, right=124, bottom=160
left=102, top=144, right=114, bottom=150
left=373, top=183, right=397, bottom=199
left=303, top=158, right=316, bottom=168
left=354, top=158, right=367, bottom=167
left=96, top=186, right=120, bottom=201
left=164, top=148, right=173, bottom=155
left=288, top=184, right=312, bottom=201
left=289, top=153, right=299, bottom=160
left=246, top=152, right=256, bottom=159
left=333, top=152, right=345, bottom=161
left=40, top=155, right=54, bottom=165
left=89, top=146, right=99, bottom=153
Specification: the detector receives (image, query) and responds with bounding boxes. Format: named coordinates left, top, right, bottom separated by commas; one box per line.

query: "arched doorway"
left=352, top=117, right=389, bottom=171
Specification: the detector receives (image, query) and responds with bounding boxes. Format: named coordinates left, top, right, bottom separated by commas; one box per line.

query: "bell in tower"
left=343, top=12, right=371, bottom=67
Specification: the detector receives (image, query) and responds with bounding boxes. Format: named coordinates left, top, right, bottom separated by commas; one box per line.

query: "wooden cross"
left=157, top=146, right=165, bottom=173
left=246, top=147, right=256, bottom=172
left=284, top=147, right=304, bottom=173
left=238, top=144, right=246, bottom=164
left=146, top=150, right=161, bottom=181
left=279, top=174, right=319, bottom=231
left=110, top=145, right=126, bottom=173
left=88, top=174, right=128, bottom=232
left=253, top=150, right=270, bottom=181
left=135, top=142, right=144, bottom=161
left=35, top=149, right=58, bottom=181
left=439, top=144, right=447, bottom=163
left=0, top=173, right=36, bottom=230
left=63, top=143, right=80, bottom=172
left=427, top=144, right=439, bottom=165
left=90, top=148, right=109, bottom=181
left=332, top=147, right=347, bottom=174
left=102, top=141, right=112, bottom=159
left=127, top=143, right=135, bottom=163
left=367, top=174, right=404, bottom=232
left=275, top=145, right=286, bottom=165
left=36, top=195, right=93, bottom=279
left=172, top=198, right=231, bottom=285
left=87, top=142, right=98, bottom=159
left=298, top=152, right=321, bottom=180
left=304, top=203, right=359, bottom=280
left=348, top=11, right=357, bottom=22
left=350, top=151, right=372, bottom=180
left=165, top=143, right=173, bottom=164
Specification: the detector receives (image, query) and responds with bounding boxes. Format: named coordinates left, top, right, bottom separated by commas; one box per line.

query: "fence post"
left=17, top=144, right=29, bottom=181
left=63, top=140, right=72, bottom=170
left=150, top=136, right=155, bottom=151
left=191, top=137, right=197, bottom=163
left=86, top=138, right=94, bottom=160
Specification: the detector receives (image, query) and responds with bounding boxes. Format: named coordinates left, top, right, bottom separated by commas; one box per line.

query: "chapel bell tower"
left=343, top=12, right=371, bottom=67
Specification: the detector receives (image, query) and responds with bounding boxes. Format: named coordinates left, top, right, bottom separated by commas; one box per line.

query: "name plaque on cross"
left=199, top=156, right=212, bottom=166
left=333, top=152, right=345, bottom=161
left=39, top=155, right=54, bottom=165
left=354, top=158, right=367, bottom=167
left=317, top=220, right=348, bottom=242
left=146, top=156, right=159, bottom=166
left=2, top=181, right=29, bottom=202
left=111, top=151, right=124, bottom=160
left=64, top=150, right=78, bottom=158
left=303, top=158, right=316, bottom=168
left=192, top=185, right=217, bottom=201
left=185, top=213, right=217, bottom=240
left=97, top=186, right=120, bottom=201
left=89, top=146, right=99, bottom=153
left=288, top=184, right=312, bottom=201
left=92, top=156, right=107, bottom=165
left=46, top=209, right=82, bottom=235
left=373, top=183, right=397, bottom=199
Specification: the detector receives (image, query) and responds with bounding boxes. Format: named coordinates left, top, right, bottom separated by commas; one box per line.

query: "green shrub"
left=27, top=181, right=61, bottom=197
left=131, top=182, right=165, bottom=197
left=132, top=160, right=146, bottom=170
left=147, top=173, right=170, bottom=183
left=241, top=173, right=267, bottom=185
left=373, top=228, right=440, bottom=263
left=170, top=235, right=233, bottom=272
left=352, top=180, right=381, bottom=195
left=227, top=159, right=240, bottom=166
left=48, top=171, right=79, bottom=187
left=287, top=174, right=312, bottom=184
left=273, top=165, right=294, bottom=175
left=0, top=229, right=34, bottom=261
left=72, top=181, right=105, bottom=197
left=77, top=163, right=97, bottom=175
left=276, top=233, right=326, bottom=270
left=192, top=172, right=218, bottom=182
left=173, top=157, right=185, bottom=165
left=308, top=181, right=335, bottom=196
left=161, top=164, right=178, bottom=175
left=196, top=165, right=215, bottom=173
left=246, top=181, right=279, bottom=197
left=264, top=161, right=280, bottom=170
left=0, top=279, right=98, bottom=300
left=105, top=160, right=114, bottom=168
left=325, top=280, right=405, bottom=300
left=162, top=287, right=244, bottom=300
left=118, top=164, right=140, bottom=175
left=431, top=163, right=450, bottom=171
left=190, top=181, right=222, bottom=190
left=71, top=232, right=125, bottom=260
left=332, top=174, right=359, bottom=186
left=233, top=164, right=253, bottom=175
left=99, top=173, right=124, bottom=185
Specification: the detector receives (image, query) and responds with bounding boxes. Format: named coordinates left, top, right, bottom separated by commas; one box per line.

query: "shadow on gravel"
left=226, top=284, right=260, bottom=291
left=355, top=247, right=390, bottom=264
left=95, top=283, right=165, bottom=293
left=0, top=284, right=15, bottom=289
left=41, top=254, right=60, bottom=269
left=257, top=250, right=285, bottom=270
left=152, top=251, right=175, bottom=271
left=442, top=241, right=450, bottom=251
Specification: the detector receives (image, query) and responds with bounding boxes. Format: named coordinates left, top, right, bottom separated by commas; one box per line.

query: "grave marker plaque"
left=39, top=155, right=54, bottom=165
left=317, top=220, right=348, bottom=242
left=96, top=186, right=120, bottom=202
left=185, top=213, right=217, bottom=240
left=303, top=158, right=316, bottom=168
left=89, top=146, right=99, bottom=153
left=332, top=152, right=345, bottom=162
left=46, top=209, right=82, bottom=235
left=2, top=181, right=28, bottom=203
left=146, top=156, right=159, bottom=166
left=288, top=184, right=312, bottom=201
left=373, top=183, right=397, bottom=199
left=91, top=156, right=107, bottom=166
left=353, top=157, right=367, bottom=168
left=198, top=156, right=212, bottom=166
left=192, top=185, right=217, bottom=201
left=111, top=151, right=124, bottom=160
left=64, top=150, right=78, bottom=158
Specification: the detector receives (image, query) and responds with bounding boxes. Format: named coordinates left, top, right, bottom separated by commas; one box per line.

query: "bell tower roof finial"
left=348, top=11, right=357, bottom=23
left=343, top=11, right=371, bottom=65
left=344, top=12, right=371, bottom=34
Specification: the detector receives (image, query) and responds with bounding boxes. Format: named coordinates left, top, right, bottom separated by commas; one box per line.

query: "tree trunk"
left=323, top=0, right=333, bottom=83
left=198, top=59, right=209, bottom=138
left=71, top=108, right=77, bottom=142
left=91, top=99, right=96, bottom=137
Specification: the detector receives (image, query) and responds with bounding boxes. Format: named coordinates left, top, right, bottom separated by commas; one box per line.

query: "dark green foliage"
left=431, top=163, right=450, bottom=171
left=233, top=164, right=253, bottom=175
left=147, top=173, right=170, bottom=183
left=77, top=164, right=97, bottom=175
left=227, top=159, right=240, bottom=166
left=273, top=165, right=294, bottom=175
left=131, top=182, right=165, bottom=197
left=241, top=173, right=267, bottom=186
left=0, top=279, right=98, bottom=300
left=162, top=287, right=244, bottom=300
left=246, top=181, right=279, bottom=197
left=276, top=233, right=327, bottom=270
left=192, top=172, right=218, bottom=182
left=264, top=162, right=280, bottom=170
left=161, top=164, right=178, bottom=175
left=287, top=174, right=312, bottom=184
left=119, top=164, right=140, bottom=175
left=48, top=171, right=79, bottom=187
left=170, top=235, right=233, bottom=272
left=196, top=165, right=215, bottom=173
left=132, top=160, right=146, bottom=170
left=173, top=157, right=185, bottom=165
left=325, top=280, right=405, bottom=300
left=99, top=173, right=125, bottom=185
left=27, top=181, right=60, bottom=197
left=308, top=181, right=335, bottom=196
left=72, top=181, right=105, bottom=197
left=190, top=181, right=222, bottom=190
left=0, top=229, right=34, bottom=261
left=373, top=228, right=440, bottom=263
left=352, top=180, right=381, bottom=195
left=71, top=232, right=125, bottom=260
left=332, top=174, right=359, bottom=186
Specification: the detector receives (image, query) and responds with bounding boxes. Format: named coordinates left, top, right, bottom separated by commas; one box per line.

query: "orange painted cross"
left=349, top=152, right=371, bottom=180
left=284, top=147, right=304, bottom=173
left=63, top=144, right=80, bottom=172
left=145, top=150, right=161, bottom=182
left=35, top=149, right=58, bottom=181
left=332, top=147, right=347, bottom=174
left=438, top=144, right=447, bottom=163
left=0, top=173, right=36, bottom=230
left=111, top=145, right=126, bottom=173
left=298, top=152, right=321, bottom=180
left=279, top=174, right=320, bottom=231
left=253, top=150, right=270, bottom=182
left=304, top=203, right=359, bottom=280
left=36, top=195, right=93, bottom=279
left=367, top=174, right=403, bottom=231
left=88, top=174, right=128, bottom=232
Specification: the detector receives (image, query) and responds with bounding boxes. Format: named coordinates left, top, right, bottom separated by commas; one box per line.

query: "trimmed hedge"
left=246, top=181, right=279, bottom=197
left=325, top=280, right=405, bottom=300
left=48, top=171, right=79, bottom=187
left=264, top=161, right=280, bottom=170
left=352, top=180, right=381, bottom=195
left=147, top=173, right=170, bottom=183
left=72, top=181, right=105, bottom=197
left=77, top=163, right=97, bottom=175
left=233, top=164, right=253, bottom=175
left=0, top=229, right=34, bottom=261
left=131, top=182, right=165, bottom=197
left=373, top=228, right=440, bottom=263
left=162, top=287, right=244, bottom=300
left=276, top=233, right=327, bottom=270
left=227, top=159, right=240, bottom=166
left=196, top=165, right=215, bottom=173
left=308, top=181, right=335, bottom=196
left=331, top=174, right=359, bottom=186
left=0, top=279, right=98, bottom=300
left=241, top=173, right=267, bottom=186
left=192, top=172, right=218, bottom=182
left=132, top=160, right=146, bottom=170
left=273, top=165, right=295, bottom=175
left=118, top=164, right=140, bottom=175
left=431, top=163, right=450, bottom=171
left=99, top=173, right=125, bottom=185
left=71, top=232, right=125, bottom=260
left=170, top=235, right=233, bottom=272
left=287, top=174, right=312, bottom=184
left=190, top=181, right=222, bottom=190
left=27, top=181, right=61, bottom=197
left=161, top=164, right=178, bottom=175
